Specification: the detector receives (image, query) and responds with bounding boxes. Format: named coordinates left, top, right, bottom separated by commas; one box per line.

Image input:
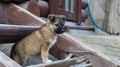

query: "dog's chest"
left=49, top=36, right=57, bottom=49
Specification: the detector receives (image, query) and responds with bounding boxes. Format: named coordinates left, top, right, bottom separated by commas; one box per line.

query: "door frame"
left=48, top=0, right=82, bottom=24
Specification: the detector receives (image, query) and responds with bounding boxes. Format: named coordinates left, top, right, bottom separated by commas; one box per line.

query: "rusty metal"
left=27, top=0, right=40, bottom=17
left=39, top=57, right=86, bottom=67
left=1, top=0, right=29, bottom=2
left=82, top=0, right=88, bottom=9
left=0, top=24, right=40, bottom=43
left=0, top=51, right=22, bottom=67
left=0, top=2, right=8, bottom=24
left=37, top=0, right=48, bottom=17
left=81, top=9, right=88, bottom=22
left=66, top=26, right=95, bottom=31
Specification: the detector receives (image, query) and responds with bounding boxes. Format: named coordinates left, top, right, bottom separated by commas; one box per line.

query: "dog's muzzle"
left=54, top=24, right=65, bottom=34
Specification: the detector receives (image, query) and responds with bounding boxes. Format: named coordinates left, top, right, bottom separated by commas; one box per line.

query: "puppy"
left=10, top=14, right=65, bottom=66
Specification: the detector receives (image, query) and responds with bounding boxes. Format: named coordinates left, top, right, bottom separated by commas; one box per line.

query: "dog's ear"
left=48, top=14, right=56, bottom=21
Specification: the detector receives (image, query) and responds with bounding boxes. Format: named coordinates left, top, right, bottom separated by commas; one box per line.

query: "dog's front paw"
left=47, top=59, right=53, bottom=63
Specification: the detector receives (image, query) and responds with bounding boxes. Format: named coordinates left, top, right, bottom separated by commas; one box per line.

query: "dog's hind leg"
left=41, top=44, right=52, bottom=63
left=22, top=55, right=29, bottom=67
left=10, top=44, right=23, bottom=64
left=12, top=51, right=29, bottom=66
left=11, top=54, right=23, bottom=65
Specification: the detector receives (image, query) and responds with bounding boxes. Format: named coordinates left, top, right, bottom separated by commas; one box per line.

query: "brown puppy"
left=10, top=14, right=65, bottom=66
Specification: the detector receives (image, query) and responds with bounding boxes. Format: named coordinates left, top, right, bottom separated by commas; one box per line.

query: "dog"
left=10, top=14, right=65, bottom=66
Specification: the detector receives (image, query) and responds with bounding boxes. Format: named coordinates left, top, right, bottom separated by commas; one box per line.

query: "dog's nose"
left=61, top=28, right=65, bottom=33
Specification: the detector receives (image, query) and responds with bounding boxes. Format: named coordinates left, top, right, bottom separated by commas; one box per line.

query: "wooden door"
left=49, top=0, right=78, bottom=21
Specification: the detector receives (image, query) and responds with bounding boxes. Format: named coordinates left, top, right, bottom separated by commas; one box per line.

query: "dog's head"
left=47, top=14, right=65, bottom=34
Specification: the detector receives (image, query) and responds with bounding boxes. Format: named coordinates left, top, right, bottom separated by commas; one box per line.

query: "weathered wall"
left=102, top=0, right=120, bottom=35
left=87, top=0, right=106, bottom=26
left=88, top=0, right=120, bottom=35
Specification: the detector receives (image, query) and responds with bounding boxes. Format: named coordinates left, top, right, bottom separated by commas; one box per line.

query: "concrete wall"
left=87, top=0, right=106, bottom=26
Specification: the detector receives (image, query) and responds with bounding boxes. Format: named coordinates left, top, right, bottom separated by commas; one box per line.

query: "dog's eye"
left=55, top=24, right=59, bottom=26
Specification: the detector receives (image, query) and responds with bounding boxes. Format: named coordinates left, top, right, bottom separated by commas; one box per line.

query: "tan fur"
left=10, top=14, right=65, bottom=66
